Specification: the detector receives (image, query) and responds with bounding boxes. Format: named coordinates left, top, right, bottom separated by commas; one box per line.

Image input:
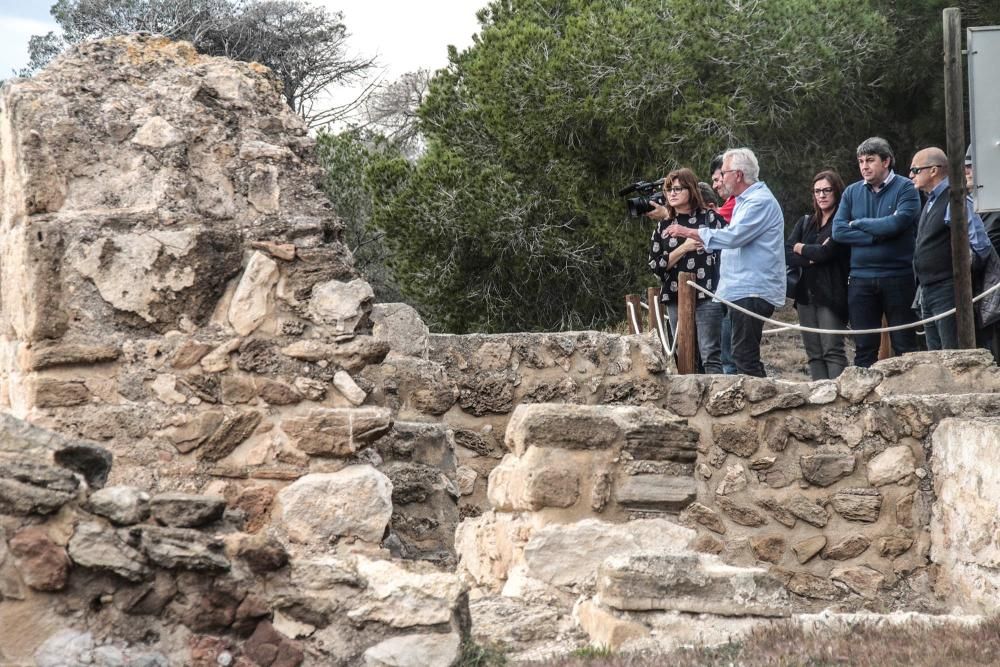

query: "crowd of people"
left=646, top=138, right=1000, bottom=379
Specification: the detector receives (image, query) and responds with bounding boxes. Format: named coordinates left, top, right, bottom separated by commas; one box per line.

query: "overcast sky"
left=0, top=0, right=485, bottom=82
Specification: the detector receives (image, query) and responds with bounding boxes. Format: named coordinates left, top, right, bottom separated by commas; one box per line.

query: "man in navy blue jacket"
left=832, top=137, right=921, bottom=367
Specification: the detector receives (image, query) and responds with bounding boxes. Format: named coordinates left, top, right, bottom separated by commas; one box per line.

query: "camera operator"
left=647, top=167, right=726, bottom=373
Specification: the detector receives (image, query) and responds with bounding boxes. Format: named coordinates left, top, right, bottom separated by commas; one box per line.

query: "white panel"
left=969, top=26, right=1000, bottom=212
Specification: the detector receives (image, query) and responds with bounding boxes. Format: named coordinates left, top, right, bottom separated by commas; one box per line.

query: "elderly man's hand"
left=665, top=224, right=701, bottom=241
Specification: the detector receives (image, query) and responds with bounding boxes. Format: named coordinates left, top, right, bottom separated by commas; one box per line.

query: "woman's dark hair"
left=812, top=169, right=845, bottom=223
left=663, top=167, right=706, bottom=218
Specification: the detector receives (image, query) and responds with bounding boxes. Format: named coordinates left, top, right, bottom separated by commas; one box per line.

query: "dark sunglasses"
left=909, top=164, right=942, bottom=174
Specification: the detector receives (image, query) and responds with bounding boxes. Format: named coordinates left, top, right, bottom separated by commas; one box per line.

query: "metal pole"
left=944, top=7, right=976, bottom=348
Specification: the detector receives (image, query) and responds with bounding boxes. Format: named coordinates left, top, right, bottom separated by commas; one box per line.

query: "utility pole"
left=943, top=7, right=976, bottom=348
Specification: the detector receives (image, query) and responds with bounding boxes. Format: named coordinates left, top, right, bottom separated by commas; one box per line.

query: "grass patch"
left=570, top=645, right=613, bottom=659
left=527, top=616, right=1000, bottom=666
left=459, top=639, right=509, bottom=667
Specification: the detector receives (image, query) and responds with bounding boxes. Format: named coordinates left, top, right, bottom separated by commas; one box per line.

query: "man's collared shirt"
left=698, top=181, right=786, bottom=308
left=927, top=178, right=991, bottom=258
left=868, top=169, right=896, bottom=193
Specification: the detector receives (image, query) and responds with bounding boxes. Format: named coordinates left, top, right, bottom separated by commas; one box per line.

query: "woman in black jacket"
left=786, top=170, right=850, bottom=379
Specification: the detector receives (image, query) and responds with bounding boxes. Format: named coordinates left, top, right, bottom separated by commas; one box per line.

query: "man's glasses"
left=813, top=187, right=834, bottom=195
left=909, top=165, right=943, bottom=174
left=665, top=187, right=687, bottom=194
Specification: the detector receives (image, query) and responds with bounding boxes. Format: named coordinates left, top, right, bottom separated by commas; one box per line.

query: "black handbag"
left=786, top=264, right=802, bottom=298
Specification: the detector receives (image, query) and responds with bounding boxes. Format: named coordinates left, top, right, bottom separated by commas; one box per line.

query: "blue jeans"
left=667, top=300, right=724, bottom=374
left=727, top=297, right=774, bottom=377
left=848, top=274, right=918, bottom=368
left=920, top=279, right=959, bottom=350
left=721, top=312, right=737, bottom=374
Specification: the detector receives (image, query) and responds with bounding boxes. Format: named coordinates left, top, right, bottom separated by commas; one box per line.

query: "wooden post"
left=878, top=316, right=892, bottom=361
left=647, top=286, right=661, bottom=333
left=944, top=7, right=976, bottom=348
left=625, top=294, right=642, bottom=334
left=676, top=272, right=697, bottom=374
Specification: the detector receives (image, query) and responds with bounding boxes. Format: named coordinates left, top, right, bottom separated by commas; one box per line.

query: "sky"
left=0, top=0, right=486, bottom=84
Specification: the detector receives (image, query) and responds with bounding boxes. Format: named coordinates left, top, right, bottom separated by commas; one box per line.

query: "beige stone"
left=276, top=467, right=392, bottom=544
left=307, top=278, right=375, bottom=333
left=371, top=302, right=430, bottom=359
left=822, top=535, right=871, bottom=560
left=150, top=374, right=186, bottom=404
left=333, top=370, right=366, bottom=406
left=830, top=488, right=883, bottom=522
left=31, top=378, right=90, bottom=408
left=221, top=375, right=257, bottom=404
left=454, top=510, right=533, bottom=590
left=19, top=342, right=119, bottom=371
left=830, top=565, right=884, bottom=598
left=792, top=536, right=827, bottom=564
left=228, top=251, right=279, bottom=335
left=715, top=464, right=748, bottom=495
left=487, top=448, right=581, bottom=511
left=131, top=116, right=184, bottom=148
left=712, top=422, right=759, bottom=457
left=248, top=164, right=280, bottom=213
left=681, top=502, right=727, bottom=534
left=281, top=407, right=392, bottom=457
left=201, top=337, right=243, bottom=372
left=363, top=632, right=461, bottom=667
left=574, top=600, right=649, bottom=650
left=800, top=450, right=856, bottom=487
left=347, top=555, right=465, bottom=628
left=867, top=445, right=916, bottom=487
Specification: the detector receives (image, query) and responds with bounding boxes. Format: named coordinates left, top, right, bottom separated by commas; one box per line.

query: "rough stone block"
left=276, top=466, right=392, bottom=544
left=615, top=474, right=695, bottom=512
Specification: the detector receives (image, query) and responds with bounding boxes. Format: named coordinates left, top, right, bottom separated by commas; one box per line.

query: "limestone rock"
left=598, top=552, right=789, bottom=617
left=32, top=378, right=91, bottom=407
left=363, top=632, right=461, bottom=667
left=717, top=496, right=767, bottom=526
left=307, top=278, right=374, bottom=334
left=663, top=375, right=707, bottom=416
left=792, top=536, right=827, bottom=564
left=487, top=448, right=583, bottom=511
left=201, top=337, right=243, bottom=372
left=616, top=473, right=695, bottom=512
left=221, top=376, right=257, bottom=404
left=236, top=534, right=289, bottom=574
left=347, top=556, right=466, bottom=628
left=838, top=366, right=883, bottom=403
left=712, top=422, right=759, bottom=458
left=257, top=378, right=302, bottom=405
left=333, top=370, right=367, bottom=406
left=830, top=565, right=884, bottom=598
left=0, top=460, right=80, bottom=515
left=165, top=411, right=225, bottom=454
left=574, top=600, right=649, bottom=650
left=807, top=381, right=839, bottom=404
left=371, top=302, right=429, bottom=359
left=9, top=527, right=70, bottom=591
left=800, top=451, right=856, bottom=487
left=456, top=466, right=477, bottom=496
left=131, top=115, right=184, bottom=148
left=705, top=379, right=746, bottom=416
left=137, top=525, right=229, bottom=571
left=715, top=464, right=748, bottom=495
left=67, top=521, right=150, bottom=582
left=749, top=390, right=806, bottom=417
left=877, top=531, right=914, bottom=558
left=681, top=502, right=727, bottom=534
left=749, top=535, right=785, bottom=564
left=150, top=493, right=226, bottom=527
left=20, top=341, right=120, bottom=371
left=454, top=511, right=532, bottom=591
left=755, top=496, right=797, bottom=528
left=867, top=445, right=916, bottom=487
left=228, top=251, right=279, bottom=335
left=822, top=535, right=871, bottom=560
left=830, top=488, right=883, bottom=523
left=521, top=518, right=695, bottom=589
left=86, top=486, right=150, bottom=525
left=281, top=407, right=392, bottom=457
left=783, top=495, right=829, bottom=527
left=786, top=571, right=840, bottom=600
left=280, top=337, right=389, bottom=372
left=276, top=466, right=393, bottom=544
left=199, top=410, right=262, bottom=461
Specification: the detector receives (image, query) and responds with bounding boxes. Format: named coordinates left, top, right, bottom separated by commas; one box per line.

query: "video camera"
left=619, top=178, right=666, bottom=217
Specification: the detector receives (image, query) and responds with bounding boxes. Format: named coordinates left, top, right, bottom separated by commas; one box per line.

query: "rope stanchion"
left=685, top=278, right=1000, bottom=336
left=629, top=297, right=679, bottom=363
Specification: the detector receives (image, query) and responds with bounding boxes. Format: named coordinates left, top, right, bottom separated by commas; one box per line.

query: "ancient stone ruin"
left=1, top=34, right=999, bottom=666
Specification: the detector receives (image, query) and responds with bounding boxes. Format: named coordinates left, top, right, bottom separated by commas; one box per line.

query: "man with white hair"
left=667, top=147, right=785, bottom=376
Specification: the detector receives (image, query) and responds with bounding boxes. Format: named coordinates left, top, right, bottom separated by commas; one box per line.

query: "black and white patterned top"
left=648, top=209, right=724, bottom=302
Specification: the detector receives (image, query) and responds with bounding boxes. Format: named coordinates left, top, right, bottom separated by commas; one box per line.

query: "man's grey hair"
left=857, top=136, right=894, bottom=167
left=723, top=148, right=760, bottom=184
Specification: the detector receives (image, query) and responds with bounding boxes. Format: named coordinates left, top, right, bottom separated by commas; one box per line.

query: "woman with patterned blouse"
left=647, top=167, right=726, bottom=373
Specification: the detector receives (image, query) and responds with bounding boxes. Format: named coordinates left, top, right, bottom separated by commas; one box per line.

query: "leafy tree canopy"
left=371, top=0, right=893, bottom=333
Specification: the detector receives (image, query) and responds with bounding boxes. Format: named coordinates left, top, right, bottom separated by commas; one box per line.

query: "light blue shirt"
left=927, top=178, right=991, bottom=258
left=698, top=181, right=786, bottom=307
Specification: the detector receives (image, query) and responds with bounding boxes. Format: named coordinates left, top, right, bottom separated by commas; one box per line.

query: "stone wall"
left=456, top=350, right=1000, bottom=622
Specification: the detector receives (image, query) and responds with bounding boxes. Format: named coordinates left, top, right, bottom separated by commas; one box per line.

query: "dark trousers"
left=727, top=297, right=774, bottom=377
left=920, top=278, right=959, bottom=351
left=848, top=274, right=918, bottom=368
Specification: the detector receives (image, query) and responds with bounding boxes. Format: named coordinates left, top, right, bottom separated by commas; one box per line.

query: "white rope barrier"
left=626, top=300, right=642, bottom=337
left=685, top=278, right=1000, bottom=336
left=628, top=298, right=678, bottom=361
